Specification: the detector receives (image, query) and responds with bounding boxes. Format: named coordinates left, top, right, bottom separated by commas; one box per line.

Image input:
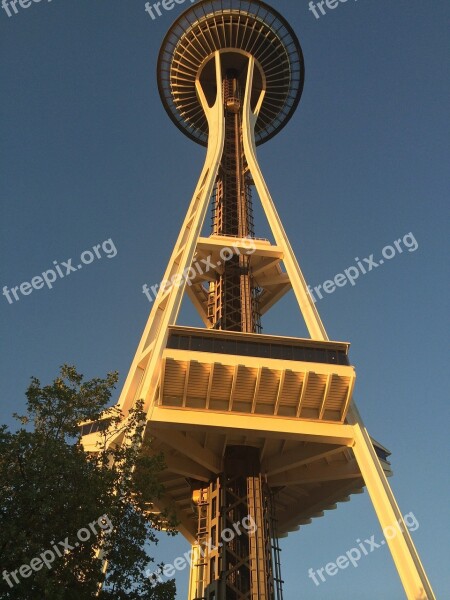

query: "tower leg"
left=348, top=406, right=435, bottom=600
left=241, top=57, right=327, bottom=341
left=113, top=51, right=226, bottom=419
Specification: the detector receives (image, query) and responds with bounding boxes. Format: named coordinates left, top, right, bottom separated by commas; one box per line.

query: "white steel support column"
left=348, top=405, right=435, bottom=600
left=115, top=52, right=225, bottom=418
left=241, top=55, right=435, bottom=600
left=242, top=57, right=327, bottom=342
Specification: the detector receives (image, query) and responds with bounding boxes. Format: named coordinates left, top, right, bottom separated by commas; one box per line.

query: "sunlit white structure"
left=82, top=2, right=435, bottom=598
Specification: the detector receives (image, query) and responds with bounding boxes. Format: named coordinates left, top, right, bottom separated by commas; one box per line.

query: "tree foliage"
left=0, top=365, right=177, bottom=599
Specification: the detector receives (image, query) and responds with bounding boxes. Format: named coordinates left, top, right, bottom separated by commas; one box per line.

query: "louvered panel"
left=164, top=359, right=187, bottom=394
left=210, top=364, right=234, bottom=399
left=257, top=369, right=280, bottom=402
left=185, top=362, right=210, bottom=409
left=326, top=376, right=350, bottom=409
left=302, top=373, right=327, bottom=408
left=161, top=348, right=355, bottom=422
left=234, top=366, right=258, bottom=402
left=277, top=371, right=302, bottom=417
left=209, top=364, right=234, bottom=411
left=163, top=359, right=187, bottom=399
left=279, top=371, right=303, bottom=407
left=186, top=362, right=210, bottom=397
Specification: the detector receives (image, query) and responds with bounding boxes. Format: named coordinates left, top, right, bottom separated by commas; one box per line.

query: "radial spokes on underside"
left=157, top=0, right=304, bottom=146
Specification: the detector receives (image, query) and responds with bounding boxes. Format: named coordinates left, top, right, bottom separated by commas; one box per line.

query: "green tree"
left=0, top=365, right=177, bottom=599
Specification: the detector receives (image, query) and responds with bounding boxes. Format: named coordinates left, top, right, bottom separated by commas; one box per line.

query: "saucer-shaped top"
left=157, top=0, right=304, bottom=146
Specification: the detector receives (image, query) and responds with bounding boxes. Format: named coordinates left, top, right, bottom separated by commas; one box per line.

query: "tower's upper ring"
left=157, top=0, right=304, bottom=146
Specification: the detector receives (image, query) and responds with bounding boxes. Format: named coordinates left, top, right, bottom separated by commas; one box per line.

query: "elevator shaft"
left=208, top=70, right=261, bottom=334
left=193, top=448, right=282, bottom=600
left=192, top=67, right=282, bottom=600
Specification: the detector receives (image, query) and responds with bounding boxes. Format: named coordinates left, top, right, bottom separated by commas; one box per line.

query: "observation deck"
left=161, top=326, right=355, bottom=422
left=140, top=326, right=389, bottom=540
left=81, top=327, right=390, bottom=541
left=157, top=0, right=304, bottom=145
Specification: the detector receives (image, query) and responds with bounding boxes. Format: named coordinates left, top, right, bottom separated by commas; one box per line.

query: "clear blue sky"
left=1, top=0, right=449, bottom=598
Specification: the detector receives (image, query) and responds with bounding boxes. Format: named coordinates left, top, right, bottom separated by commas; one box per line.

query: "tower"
left=82, top=1, right=435, bottom=598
